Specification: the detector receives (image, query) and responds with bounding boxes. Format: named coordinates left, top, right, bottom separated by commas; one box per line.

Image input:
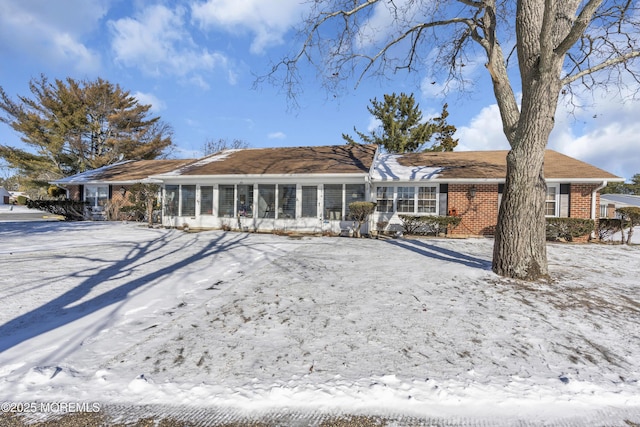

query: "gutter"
left=591, top=180, right=608, bottom=238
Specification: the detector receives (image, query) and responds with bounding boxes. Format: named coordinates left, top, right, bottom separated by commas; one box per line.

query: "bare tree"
left=265, top=0, right=640, bottom=280
left=203, top=138, right=250, bottom=156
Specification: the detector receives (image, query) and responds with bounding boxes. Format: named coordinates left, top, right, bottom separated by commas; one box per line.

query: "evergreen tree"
left=343, top=93, right=458, bottom=153
left=601, top=173, right=640, bottom=195
left=0, top=75, right=173, bottom=188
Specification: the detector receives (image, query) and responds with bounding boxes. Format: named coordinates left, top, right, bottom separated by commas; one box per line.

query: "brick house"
left=51, top=159, right=192, bottom=220
left=52, top=145, right=622, bottom=236
left=370, top=150, right=622, bottom=237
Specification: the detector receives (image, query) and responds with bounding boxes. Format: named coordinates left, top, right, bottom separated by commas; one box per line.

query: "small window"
left=397, top=186, right=415, bottom=213
left=545, top=186, right=558, bottom=216
left=417, top=186, right=437, bottom=213
left=376, top=187, right=394, bottom=213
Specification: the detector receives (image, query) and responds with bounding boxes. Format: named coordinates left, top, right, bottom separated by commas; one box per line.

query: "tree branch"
left=562, top=50, right=640, bottom=85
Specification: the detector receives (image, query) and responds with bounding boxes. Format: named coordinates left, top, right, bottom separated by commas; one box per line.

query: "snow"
left=371, top=153, right=442, bottom=181
left=0, top=220, right=639, bottom=423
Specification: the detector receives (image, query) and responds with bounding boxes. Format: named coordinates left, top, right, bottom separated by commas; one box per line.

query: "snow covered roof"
left=51, top=159, right=194, bottom=184
left=600, top=193, right=640, bottom=207
left=372, top=150, right=622, bottom=182
left=153, top=144, right=378, bottom=177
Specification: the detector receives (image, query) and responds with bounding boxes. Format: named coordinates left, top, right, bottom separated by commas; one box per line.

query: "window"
left=345, top=184, right=366, bottom=219
left=181, top=185, right=196, bottom=217
left=237, top=185, right=254, bottom=217
left=545, top=185, right=558, bottom=216
left=324, top=184, right=343, bottom=220
left=397, top=186, right=415, bottom=213
left=417, top=186, right=437, bottom=213
left=201, top=186, right=214, bottom=215
left=218, top=185, right=234, bottom=217
left=85, top=185, right=109, bottom=209
left=301, top=186, right=317, bottom=218
left=258, top=185, right=276, bottom=218
left=164, top=185, right=179, bottom=216
left=279, top=184, right=296, bottom=218
left=376, top=187, right=394, bottom=213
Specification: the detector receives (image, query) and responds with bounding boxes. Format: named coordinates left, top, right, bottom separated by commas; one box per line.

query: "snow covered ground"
left=0, top=220, right=639, bottom=424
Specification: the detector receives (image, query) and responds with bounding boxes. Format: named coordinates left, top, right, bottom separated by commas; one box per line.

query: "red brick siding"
left=448, top=184, right=500, bottom=236
left=446, top=183, right=598, bottom=238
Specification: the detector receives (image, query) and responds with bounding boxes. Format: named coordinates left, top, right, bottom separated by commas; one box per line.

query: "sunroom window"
left=181, top=185, right=196, bottom=217
left=237, top=185, right=254, bottom=217
left=201, top=186, right=214, bottom=215
left=219, top=185, right=234, bottom=217
left=324, top=184, right=343, bottom=220
left=258, top=185, right=276, bottom=218
left=279, top=184, right=296, bottom=218
left=164, top=185, right=179, bottom=216
left=301, top=186, right=318, bottom=218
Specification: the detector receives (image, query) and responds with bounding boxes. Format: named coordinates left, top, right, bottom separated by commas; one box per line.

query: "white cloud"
left=132, top=91, right=166, bottom=113
left=454, top=104, right=510, bottom=152
left=455, top=87, right=640, bottom=180
left=267, top=131, right=286, bottom=140
left=549, top=90, right=640, bottom=181
left=0, top=0, right=104, bottom=72
left=191, top=0, right=305, bottom=54
left=109, top=4, right=231, bottom=85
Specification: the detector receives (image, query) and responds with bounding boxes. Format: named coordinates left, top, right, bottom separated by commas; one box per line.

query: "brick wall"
left=447, top=184, right=499, bottom=236
left=446, top=182, right=599, bottom=238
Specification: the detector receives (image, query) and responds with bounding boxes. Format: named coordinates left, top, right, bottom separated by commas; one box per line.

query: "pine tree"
left=342, top=93, right=458, bottom=153
left=0, top=75, right=173, bottom=188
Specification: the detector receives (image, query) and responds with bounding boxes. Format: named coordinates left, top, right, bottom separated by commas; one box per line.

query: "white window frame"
left=545, top=184, right=560, bottom=217
left=85, top=185, right=109, bottom=210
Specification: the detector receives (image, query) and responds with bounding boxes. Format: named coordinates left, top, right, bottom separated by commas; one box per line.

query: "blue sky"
left=0, top=0, right=638, bottom=180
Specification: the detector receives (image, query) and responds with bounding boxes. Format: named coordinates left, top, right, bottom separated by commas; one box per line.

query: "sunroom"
left=151, top=144, right=378, bottom=234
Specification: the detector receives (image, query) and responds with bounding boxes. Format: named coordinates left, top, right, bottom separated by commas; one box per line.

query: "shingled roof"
left=52, top=159, right=193, bottom=184
left=372, top=150, right=622, bottom=181
left=159, top=144, right=378, bottom=176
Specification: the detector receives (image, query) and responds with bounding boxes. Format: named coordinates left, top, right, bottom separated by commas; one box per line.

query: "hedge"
left=398, top=215, right=462, bottom=236
left=545, top=218, right=594, bottom=242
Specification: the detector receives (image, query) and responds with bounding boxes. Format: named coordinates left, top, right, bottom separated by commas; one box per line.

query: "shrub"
left=597, top=218, right=624, bottom=242
left=26, top=199, right=87, bottom=221
left=545, top=218, right=594, bottom=242
left=398, top=215, right=462, bottom=236
left=348, top=201, right=376, bottom=237
left=16, top=195, right=28, bottom=205
left=616, top=207, right=640, bottom=245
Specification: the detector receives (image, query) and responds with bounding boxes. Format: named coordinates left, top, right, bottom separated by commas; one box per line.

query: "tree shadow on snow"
left=385, top=238, right=492, bottom=270
left=0, top=230, right=250, bottom=354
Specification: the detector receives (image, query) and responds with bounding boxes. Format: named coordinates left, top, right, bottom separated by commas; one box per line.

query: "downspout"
left=590, top=181, right=607, bottom=238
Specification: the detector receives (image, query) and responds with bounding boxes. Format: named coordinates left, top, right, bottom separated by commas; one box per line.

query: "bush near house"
left=616, top=207, right=640, bottom=245
left=399, top=215, right=462, bottom=236
left=26, top=199, right=86, bottom=221
left=545, top=218, right=594, bottom=242
left=348, top=201, right=376, bottom=237
left=597, top=218, right=624, bottom=242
